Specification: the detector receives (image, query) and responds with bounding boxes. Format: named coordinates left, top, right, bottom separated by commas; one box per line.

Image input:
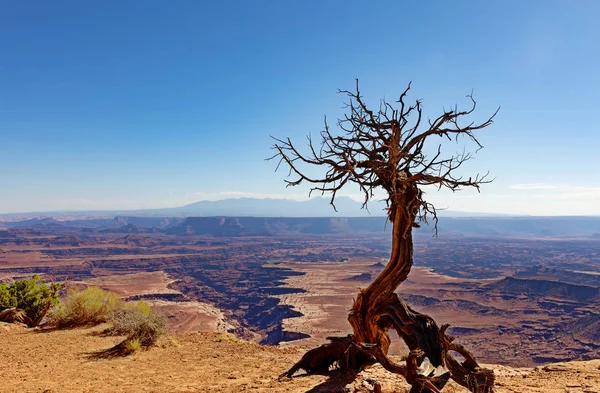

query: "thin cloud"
left=192, top=191, right=374, bottom=202
left=510, top=183, right=560, bottom=190
left=193, top=191, right=315, bottom=201
left=510, top=183, right=600, bottom=193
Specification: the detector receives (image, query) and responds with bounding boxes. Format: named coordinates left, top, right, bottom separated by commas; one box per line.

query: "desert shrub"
left=125, top=337, right=142, bottom=352
left=50, top=286, right=122, bottom=327
left=107, top=301, right=167, bottom=347
left=0, top=275, right=60, bottom=327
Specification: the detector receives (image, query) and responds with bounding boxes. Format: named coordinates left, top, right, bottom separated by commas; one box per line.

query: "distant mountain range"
left=2, top=214, right=600, bottom=239
left=174, top=197, right=380, bottom=217
left=3, top=196, right=600, bottom=238
left=0, top=197, right=501, bottom=220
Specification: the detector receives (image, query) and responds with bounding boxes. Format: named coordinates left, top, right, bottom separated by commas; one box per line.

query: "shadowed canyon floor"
left=1, top=323, right=599, bottom=393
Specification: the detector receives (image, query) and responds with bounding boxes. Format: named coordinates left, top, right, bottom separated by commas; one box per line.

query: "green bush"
left=50, top=286, right=122, bottom=328
left=0, top=275, right=60, bottom=327
left=107, top=301, right=167, bottom=347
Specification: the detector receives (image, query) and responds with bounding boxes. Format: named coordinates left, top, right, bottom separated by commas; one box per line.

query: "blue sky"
left=1, top=1, right=599, bottom=215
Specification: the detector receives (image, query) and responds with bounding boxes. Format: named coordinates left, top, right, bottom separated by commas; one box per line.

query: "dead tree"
left=270, top=80, right=498, bottom=393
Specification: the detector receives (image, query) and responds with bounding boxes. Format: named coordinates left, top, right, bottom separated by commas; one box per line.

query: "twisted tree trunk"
left=282, top=186, right=495, bottom=393
left=349, top=184, right=418, bottom=345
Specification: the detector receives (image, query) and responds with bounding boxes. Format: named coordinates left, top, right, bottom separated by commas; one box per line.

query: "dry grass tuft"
left=50, top=287, right=122, bottom=328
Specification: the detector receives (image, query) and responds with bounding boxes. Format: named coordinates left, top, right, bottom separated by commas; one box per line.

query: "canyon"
left=1, top=215, right=599, bottom=367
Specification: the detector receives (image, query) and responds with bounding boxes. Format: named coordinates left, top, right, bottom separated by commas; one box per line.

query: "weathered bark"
left=283, top=190, right=495, bottom=392
left=353, top=192, right=493, bottom=392
left=0, top=299, right=53, bottom=328
left=0, top=308, right=34, bottom=326
left=279, top=335, right=354, bottom=379
left=348, top=185, right=419, bottom=351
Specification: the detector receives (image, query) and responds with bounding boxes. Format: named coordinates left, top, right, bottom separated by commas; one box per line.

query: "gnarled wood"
left=272, top=80, right=498, bottom=392
left=279, top=335, right=354, bottom=378
left=0, top=297, right=54, bottom=328
left=0, top=308, right=34, bottom=326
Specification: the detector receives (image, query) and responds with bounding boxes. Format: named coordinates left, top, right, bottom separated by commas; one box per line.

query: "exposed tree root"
left=282, top=294, right=494, bottom=393
left=279, top=335, right=355, bottom=379
left=0, top=308, right=35, bottom=327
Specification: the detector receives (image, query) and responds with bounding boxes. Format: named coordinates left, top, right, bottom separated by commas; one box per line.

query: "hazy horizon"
left=2, top=195, right=599, bottom=218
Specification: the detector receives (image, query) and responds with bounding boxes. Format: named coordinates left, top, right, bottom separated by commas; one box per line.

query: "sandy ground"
left=1, top=323, right=598, bottom=393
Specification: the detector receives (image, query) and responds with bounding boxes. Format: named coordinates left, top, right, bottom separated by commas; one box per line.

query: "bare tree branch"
left=268, top=79, right=497, bottom=231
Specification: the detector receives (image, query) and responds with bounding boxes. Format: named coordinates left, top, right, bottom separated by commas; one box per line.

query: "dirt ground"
left=1, top=322, right=599, bottom=393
